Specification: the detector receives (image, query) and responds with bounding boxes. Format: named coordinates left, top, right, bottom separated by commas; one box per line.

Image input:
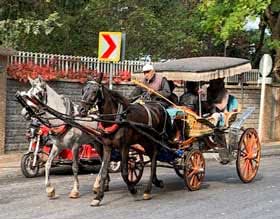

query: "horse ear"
left=38, top=75, right=43, bottom=82
left=28, top=76, right=34, bottom=86
left=96, top=72, right=104, bottom=84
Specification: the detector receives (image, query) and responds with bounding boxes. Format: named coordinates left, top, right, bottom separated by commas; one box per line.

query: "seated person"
left=179, top=81, right=199, bottom=113
left=206, top=78, right=239, bottom=164
left=129, top=63, right=171, bottom=107
left=206, top=78, right=239, bottom=127
left=168, top=80, right=178, bottom=105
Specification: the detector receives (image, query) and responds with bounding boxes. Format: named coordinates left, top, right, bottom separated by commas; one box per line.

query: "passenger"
left=129, top=63, right=171, bottom=107
left=206, top=78, right=239, bottom=164
left=168, top=80, right=178, bottom=105
left=207, top=78, right=238, bottom=126
left=179, top=81, right=199, bottom=113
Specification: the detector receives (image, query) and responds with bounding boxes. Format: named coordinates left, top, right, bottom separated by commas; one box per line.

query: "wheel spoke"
left=190, top=174, right=195, bottom=186
left=188, top=169, right=196, bottom=178
left=133, top=169, right=138, bottom=179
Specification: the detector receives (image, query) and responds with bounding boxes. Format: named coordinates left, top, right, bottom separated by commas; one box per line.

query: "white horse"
left=20, top=77, right=108, bottom=199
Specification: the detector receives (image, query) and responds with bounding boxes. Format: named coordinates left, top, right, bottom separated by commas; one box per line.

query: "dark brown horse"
left=79, top=75, right=172, bottom=206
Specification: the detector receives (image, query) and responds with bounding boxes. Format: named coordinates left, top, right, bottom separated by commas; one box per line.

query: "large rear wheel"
left=184, top=149, right=205, bottom=191
left=236, top=128, right=261, bottom=183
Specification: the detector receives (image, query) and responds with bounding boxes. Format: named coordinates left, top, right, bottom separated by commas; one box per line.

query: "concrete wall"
left=5, top=79, right=262, bottom=152
left=263, top=85, right=280, bottom=142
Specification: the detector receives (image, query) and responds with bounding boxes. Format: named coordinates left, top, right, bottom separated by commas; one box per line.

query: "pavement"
left=0, top=142, right=280, bottom=178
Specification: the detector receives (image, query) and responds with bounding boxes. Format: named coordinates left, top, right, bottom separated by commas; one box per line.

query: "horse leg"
left=121, top=144, right=137, bottom=195
left=143, top=147, right=158, bottom=200
left=91, top=145, right=111, bottom=207
left=92, top=142, right=110, bottom=193
left=69, top=143, right=80, bottom=198
left=93, top=172, right=110, bottom=194
left=152, top=162, right=164, bottom=188
left=151, top=148, right=163, bottom=188
left=45, top=144, right=60, bottom=198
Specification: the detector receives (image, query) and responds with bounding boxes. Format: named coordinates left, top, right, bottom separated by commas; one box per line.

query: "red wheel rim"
left=184, top=150, right=205, bottom=191
left=237, top=128, right=261, bottom=183
left=127, top=152, right=144, bottom=185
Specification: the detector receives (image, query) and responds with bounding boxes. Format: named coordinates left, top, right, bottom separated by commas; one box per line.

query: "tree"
left=0, top=0, right=61, bottom=48
left=199, top=0, right=280, bottom=78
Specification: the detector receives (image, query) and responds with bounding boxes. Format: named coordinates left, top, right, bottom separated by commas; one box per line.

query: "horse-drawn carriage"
left=16, top=56, right=261, bottom=206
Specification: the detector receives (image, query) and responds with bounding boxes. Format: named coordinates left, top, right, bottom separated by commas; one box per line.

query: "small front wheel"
left=127, top=149, right=144, bottom=185
left=236, top=128, right=261, bottom=183
left=184, top=149, right=205, bottom=191
left=21, top=153, right=40, bottom=178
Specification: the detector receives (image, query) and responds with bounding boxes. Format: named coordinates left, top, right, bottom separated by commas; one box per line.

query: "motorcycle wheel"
left=21, top=153, right=40, bottom=178
left=109, top=161, right=121, bottom=173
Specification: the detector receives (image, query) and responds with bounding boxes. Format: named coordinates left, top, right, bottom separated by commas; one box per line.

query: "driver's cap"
left=142, top=64, right=154, bottom=72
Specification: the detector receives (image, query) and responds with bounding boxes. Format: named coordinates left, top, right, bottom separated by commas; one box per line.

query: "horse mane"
left=103, top=86, right=129, bottom=107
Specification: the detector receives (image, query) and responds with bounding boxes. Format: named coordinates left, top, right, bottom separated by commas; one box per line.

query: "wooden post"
left=0, top=47, right=16, bottom=154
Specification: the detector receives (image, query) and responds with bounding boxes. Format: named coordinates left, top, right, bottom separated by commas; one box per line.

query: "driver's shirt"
left=129, top=74, right=171, bottom=102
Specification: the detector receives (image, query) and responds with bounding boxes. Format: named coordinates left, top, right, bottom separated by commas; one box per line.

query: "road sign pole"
left=258, top=54, right=273, bottom=142
left=121, top=32, right=126, bottom=61
left=109, top=62, right=113, bottom=90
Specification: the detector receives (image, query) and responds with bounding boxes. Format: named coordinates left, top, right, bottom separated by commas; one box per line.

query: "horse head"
left=21, top=76, right=48, bottom=119
left=79, top=73, right=104, bottom=117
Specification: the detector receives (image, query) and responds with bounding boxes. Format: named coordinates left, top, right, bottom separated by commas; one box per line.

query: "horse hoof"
left=143, top=193, right=152, bottom=200
left=69, top=191, right=80, bottom=199
left=153, top=180, right=164, bottom=188
left=93, top=187, right=99, bottom=194
left=130, top=187, right=137, bottom=195
left=90, top=199, right=101, bottom=207
left=104, top=184, right=109, bottom=192
left=46, top=186, right=56, bottom=198
left=158, top=180, right=164, bottom=188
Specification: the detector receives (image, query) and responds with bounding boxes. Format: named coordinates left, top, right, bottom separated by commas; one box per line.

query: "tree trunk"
left=265, top=5, right=280, bottom=80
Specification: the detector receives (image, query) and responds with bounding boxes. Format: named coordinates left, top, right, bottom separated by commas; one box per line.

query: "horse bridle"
left=81, top=81, right=104, bottom=108
left=29, top=85, right=48, bottom=105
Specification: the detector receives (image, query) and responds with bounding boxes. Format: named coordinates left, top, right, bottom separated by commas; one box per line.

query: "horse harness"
left=140, top=102, right=168, bottom=137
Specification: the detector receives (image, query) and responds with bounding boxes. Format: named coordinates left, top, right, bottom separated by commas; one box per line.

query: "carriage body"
left=133, top=56, right=261, bottom=190
left=130, top=57, right=261, bottom=190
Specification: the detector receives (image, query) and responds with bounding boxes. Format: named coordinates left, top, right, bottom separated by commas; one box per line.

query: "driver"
left=129, top=63, right=171, bottom=106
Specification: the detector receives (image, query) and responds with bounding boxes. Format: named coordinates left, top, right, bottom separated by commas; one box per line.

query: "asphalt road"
left=0, top=156, right=280, bottom=219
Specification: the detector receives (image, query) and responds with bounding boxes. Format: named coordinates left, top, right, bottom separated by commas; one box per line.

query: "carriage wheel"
left=236, top=128, right=261, bottom=183
left=184, top=149, right=205, bottom=191
left=21, top=153, right=40, bottom=178
left=127, top=149, right=144, bottom=185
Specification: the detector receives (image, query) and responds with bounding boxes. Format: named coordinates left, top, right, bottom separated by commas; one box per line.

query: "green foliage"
left=0, top=12, right=61, bottom=48
left=199, top=0, right=271, bottom=41
left=0, top=0, right=210, bottom=59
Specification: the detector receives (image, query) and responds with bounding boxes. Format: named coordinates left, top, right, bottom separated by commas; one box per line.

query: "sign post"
left=258, top=54, right=273, bottom=142
left=98, top=32, right=122, bottom=90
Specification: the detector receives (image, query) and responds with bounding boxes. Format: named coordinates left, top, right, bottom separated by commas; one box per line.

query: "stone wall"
left=5, top=79, right=262, bottom=152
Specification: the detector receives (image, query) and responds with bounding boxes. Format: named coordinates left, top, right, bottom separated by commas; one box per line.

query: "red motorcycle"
left=20, top=118, right=110, bottom=178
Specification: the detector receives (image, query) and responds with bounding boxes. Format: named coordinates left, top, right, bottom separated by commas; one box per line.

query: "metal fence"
left=225, top=69, right=260, bottom=85
left=8, top=51, right=145, bottom=77
left=8, top=51, right=260, bottom=84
